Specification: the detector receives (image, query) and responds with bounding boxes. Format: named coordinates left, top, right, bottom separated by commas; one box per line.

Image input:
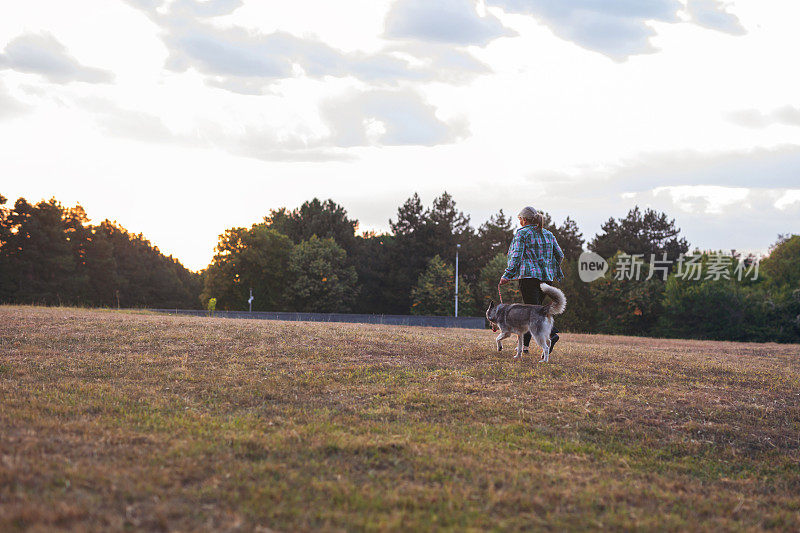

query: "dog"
left=485, top=284, right=566, bottom=362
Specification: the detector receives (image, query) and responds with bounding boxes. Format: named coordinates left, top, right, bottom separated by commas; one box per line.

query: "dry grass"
left=1, top=305, right=799, bottom=532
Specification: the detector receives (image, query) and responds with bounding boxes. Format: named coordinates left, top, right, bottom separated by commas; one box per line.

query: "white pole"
left=455, top=244, right=460, bottom=317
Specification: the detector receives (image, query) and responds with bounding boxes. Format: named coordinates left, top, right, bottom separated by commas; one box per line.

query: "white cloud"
left=384, top=0, right=516, bottom=45
left=653, top=185, right=749, bottom=214
left=320, top=89, right=468, bottom=146
left=485, top=0, right=745, bottom=60
left=0, top=81, right=29, bottom=119
left=729, top=105, right=800, bottom=129
left=775, top=190, right=800, bottom=210
left=0, top=32, right=114, bottom=84
left=76, top=86, right=462, bottom=162
left=171, top=0, right=244, bottom=18
left=123, top=0, right=490, bottom=95
left=686, top=0, right=745, bottom=35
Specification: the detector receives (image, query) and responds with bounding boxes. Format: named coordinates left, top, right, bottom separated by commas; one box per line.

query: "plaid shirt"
left=502, top=225, right=565, bottom=281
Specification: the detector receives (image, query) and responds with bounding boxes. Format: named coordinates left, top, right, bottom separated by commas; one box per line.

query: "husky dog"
left=485, top=284, right=566, bottom=362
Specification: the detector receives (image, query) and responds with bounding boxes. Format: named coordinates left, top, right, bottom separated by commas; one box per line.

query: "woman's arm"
left=553, top=238, right=564, bottom=263
left=552, top=237, right=565, bottom=280
left=501, top=231, right=524, bottom=281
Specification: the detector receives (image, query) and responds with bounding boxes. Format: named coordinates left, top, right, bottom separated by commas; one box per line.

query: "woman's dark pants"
left=519, top=277, right=559, bottom=348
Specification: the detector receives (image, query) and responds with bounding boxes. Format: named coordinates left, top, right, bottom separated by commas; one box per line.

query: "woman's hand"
left=498, top=278, right=509, bottom=286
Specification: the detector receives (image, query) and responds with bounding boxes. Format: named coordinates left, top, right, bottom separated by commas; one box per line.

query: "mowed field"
left=1, top=307, right=799, bottom=532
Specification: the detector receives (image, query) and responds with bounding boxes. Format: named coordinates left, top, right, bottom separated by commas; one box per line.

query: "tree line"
left=0, top=195, right=200, bottom=308
left=2, top=192, right=798, bottom=343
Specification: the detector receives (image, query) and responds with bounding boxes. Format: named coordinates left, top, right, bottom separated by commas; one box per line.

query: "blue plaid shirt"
left=502, top=225, right=564, bottom=281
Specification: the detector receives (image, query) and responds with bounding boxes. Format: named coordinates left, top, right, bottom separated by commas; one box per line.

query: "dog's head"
left=486, top=300, right=498, bottom=332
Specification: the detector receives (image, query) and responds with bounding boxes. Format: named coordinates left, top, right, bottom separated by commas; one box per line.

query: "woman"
left=499, top=206, right=564, bottom=355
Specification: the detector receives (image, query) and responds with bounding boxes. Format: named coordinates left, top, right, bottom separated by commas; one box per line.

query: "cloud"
left=505, top=145, right=800, bottom=252
left=382, top=42, right=492, bottom=83
left=486, top=0, right=680, bottom=59
left=80, top=88, right=461, bottom=161
left=216, top=121, right=353, bottom=162
left=170, top=0, right=244, bottom=17
left=162, top=23, right=454, bottom=93
left=686, top=0, right=745, bottom=35
left=774, top=190, right=800, bottom=211
left=125, top=0, right=243, bottom=17
left=164, top=27, right=296, bottom=80
left=123, top=0, right=490, bottom=94
left=79, top=98, right=342, bottom=160
left=81, top=98, right=178, bottom=144
left=0, top=81, right=30, bottom=120
left=384, top=0, right=516, bottom=46
left=320, top=89, right=468, bottom=146
left=0, top=32, right=114, bottom=84
left=773, top=106, right=800, bottom=126
left=728, top=106, right=800, bottom=129
left=531, top=145, right=800, bottom=199
left=485, top=0, right=745, bottom=60
left=624, top=185, right=798, bottom=254
left=652, top=185, right=749, bottom=214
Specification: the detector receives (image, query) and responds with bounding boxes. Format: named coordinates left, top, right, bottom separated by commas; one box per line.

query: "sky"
left=1, top=0, right=798, bottom=271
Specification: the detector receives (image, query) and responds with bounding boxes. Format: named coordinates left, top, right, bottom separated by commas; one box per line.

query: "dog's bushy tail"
left=540, top=283, right=566, bottom=315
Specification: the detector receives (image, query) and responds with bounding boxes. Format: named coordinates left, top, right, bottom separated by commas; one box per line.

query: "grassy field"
left=1, top=306, right=799, bottom=531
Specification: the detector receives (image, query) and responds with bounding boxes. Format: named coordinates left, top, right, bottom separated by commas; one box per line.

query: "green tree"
left=0, top=194, right=12, bottom=301
left=266, top=198, right=358, bottom=254
left=476, top=253, right=522, bottom=307
left=756, top=235, right=800, bottom=342
left=589, top=206, right=689, bottom=262
left=541, top=212, right=585, bottom=261
left=475, top=210, right=514, bottom=268
left=411, top=255, right=476, bottom=316
left=350, top=232, right=406, bottom=314
left=388, top=193, right=435, bottom=313
left=97, top=221, right=196, bottom=309
left=390, top=192, right=426, bottom=236
left=390, top=192, right=478, bottom=313
left=588, top=251, right=666, bottom=336
left=286, top=236, right=358, bottom=313
left=82, top=226, right=118, bottom=306
left=0, top=195, right=199, bottom=309
left=657, top=273, right=749, bottom=340
left=201, top=224, right=293, bottom=311
left=428, top=192, right=473, bottom=245
left=3, top=198, right=79, bottom=304
left=556, top=259, right=598, bottom=333
left=761, top=234, right=800, bottom=295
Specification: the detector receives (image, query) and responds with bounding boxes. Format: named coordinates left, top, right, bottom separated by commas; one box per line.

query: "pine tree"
left=266, top=198, right=358, bottom=254
left=476, top=210, right=514, bottom=267
left=6, top=198, right=76, bottom=304
left=589, top=206, right=688, bottom=262
left=410, top=255, right=476, bottom=316
left=0, top=194, right=12, bottom=301
left=389, top=193, right=425, bottom=235
left=476, top=253, right=521, bottom=306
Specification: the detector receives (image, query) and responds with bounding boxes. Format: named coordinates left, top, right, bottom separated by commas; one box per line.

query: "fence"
left=147, top=309, right=487, bottom=329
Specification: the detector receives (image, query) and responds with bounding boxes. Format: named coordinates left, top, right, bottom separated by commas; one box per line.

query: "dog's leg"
left=515, top=334, right=524, bottom=359
left=495, top=331, right=511, bottom=351
left=536, top=335, right=550, bottom=363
